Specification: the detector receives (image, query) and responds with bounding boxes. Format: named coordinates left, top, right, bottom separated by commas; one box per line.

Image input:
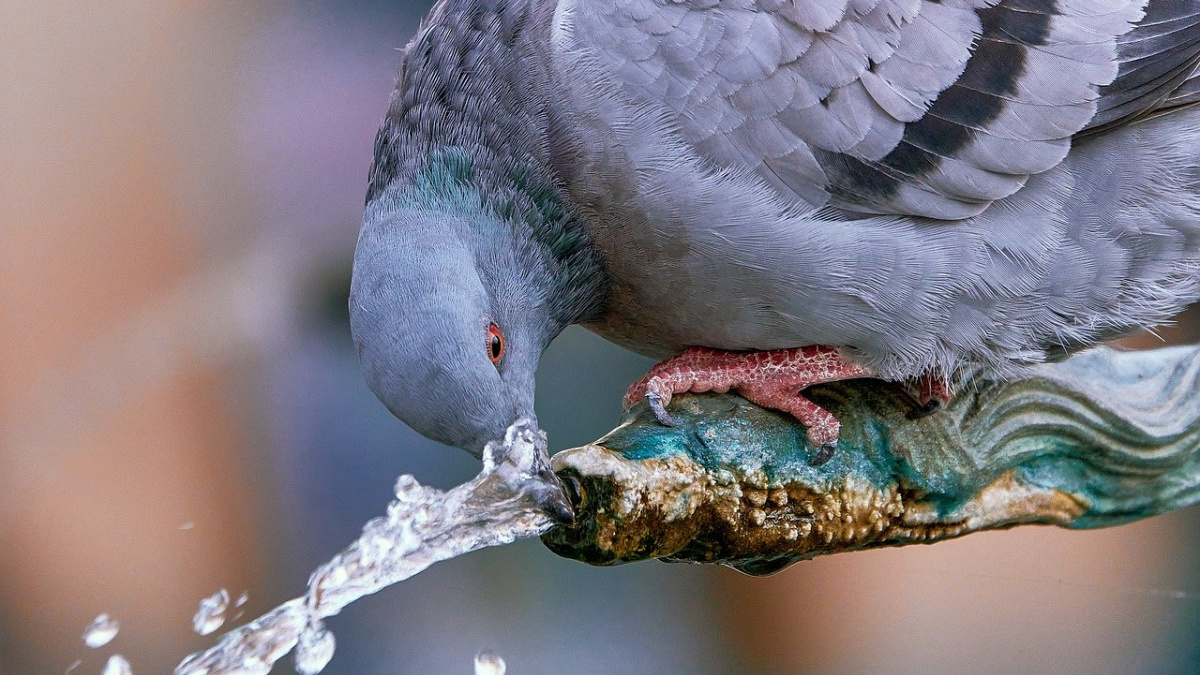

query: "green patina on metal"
left=544, top=347, right=1200, bottom=573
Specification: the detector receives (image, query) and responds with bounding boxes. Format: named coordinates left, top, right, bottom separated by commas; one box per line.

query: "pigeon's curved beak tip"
left=527, top=423, right=576, bottom=525
left=537, top=474, right=576, bottom=525
left=492, top=417, right=575, bottom=524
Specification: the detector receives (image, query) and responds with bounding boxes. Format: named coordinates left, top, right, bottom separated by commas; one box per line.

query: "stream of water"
left=174, top=419, right=567, bottom=675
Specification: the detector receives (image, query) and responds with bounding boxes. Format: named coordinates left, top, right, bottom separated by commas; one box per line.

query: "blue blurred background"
left=3, top=2, right=1199, bottom=673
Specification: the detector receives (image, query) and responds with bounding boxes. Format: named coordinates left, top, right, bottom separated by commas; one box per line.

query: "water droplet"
left=192, top=589, right=231, bottom=636
left=83, top=613, right=119, bottom=648
left=294, top=622, right=335, bottom=674
left=327, top=565, right=349, bottom=587
left=474, top=651, right=506, bottom=675
left=394, top=474, right=422, bottom=501
left=172, top=420, right=557, bottom=675
left=102, top=654, right=132, bottom=675
left=360, top=533, right=394, bottom=566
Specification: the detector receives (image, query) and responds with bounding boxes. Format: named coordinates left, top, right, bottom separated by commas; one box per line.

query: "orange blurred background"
left=2, top=2, right=1198, bottom=673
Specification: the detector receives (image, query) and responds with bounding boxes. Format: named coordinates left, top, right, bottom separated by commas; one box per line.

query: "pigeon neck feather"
left=387, top=148, right=608, bottom=335
left=365, top=0, right=608, bottom=334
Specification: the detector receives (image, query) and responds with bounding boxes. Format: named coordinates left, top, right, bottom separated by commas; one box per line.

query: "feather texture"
left=1083, top=0, right=1200, bottom=132
left=560, top=0, right=1168, bottom=218
left=541, top=0, right=1200, bottom=376
left=361, top=0, right=1200, bottom=400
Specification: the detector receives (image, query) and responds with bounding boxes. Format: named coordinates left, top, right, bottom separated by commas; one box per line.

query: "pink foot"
left=623, top=346, right=874, bottom=448
left=920, top=373, right=952, bottom=404
left=908, top=372, right=954, bottom=419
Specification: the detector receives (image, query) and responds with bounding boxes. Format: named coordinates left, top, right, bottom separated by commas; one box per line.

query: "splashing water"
left=193, top=589, right=231, bottom=636
left=474, top=651, right=507, bottom=675
left=294, top=622, right=336, bottom=674
left=84, top=613, right=120, bottom=648
left=175, top=420, right=568, bottom=675
left=102, top=654, right=132, bottom=675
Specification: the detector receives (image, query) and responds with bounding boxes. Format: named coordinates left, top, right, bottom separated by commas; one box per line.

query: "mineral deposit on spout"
left=544, top=347, right=1200, bottom=574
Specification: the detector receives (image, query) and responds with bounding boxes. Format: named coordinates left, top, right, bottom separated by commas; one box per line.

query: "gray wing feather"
left=1083, top=0, right=1200, bottom=134
left=562, top=0, right=1152, bottom=219
left=1165, top=71, right=1200, bottom=106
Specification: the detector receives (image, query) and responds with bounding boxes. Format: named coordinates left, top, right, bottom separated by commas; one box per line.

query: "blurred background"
left=3, top=1, right=1200, bottom=673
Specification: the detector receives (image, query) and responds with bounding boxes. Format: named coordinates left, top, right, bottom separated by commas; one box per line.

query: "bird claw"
left=906, top=397, right=942, bottom=420
left=647, top=392, right=676, bottom=427
left=906, top=373, right=953, bottom=419
left=810, top=442, right=837, bottom=467
left=626, top=346, right=874, bottom=442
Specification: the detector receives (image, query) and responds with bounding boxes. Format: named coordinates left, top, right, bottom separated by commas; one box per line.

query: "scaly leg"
left=623, top=346, right=874, bottom=449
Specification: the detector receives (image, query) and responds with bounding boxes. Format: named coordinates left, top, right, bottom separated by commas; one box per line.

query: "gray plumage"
left=351, top=0, right=1200, bottom=455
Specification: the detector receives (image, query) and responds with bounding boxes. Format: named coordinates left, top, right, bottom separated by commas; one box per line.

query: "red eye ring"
left=487, top=323, right=505, bottom=364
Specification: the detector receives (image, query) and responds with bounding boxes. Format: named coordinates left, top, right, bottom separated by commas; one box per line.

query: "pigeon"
left=350, top=0, right=1200, bottom=458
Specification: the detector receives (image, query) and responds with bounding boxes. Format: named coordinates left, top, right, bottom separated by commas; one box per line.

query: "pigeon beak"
left=526, top=423, right=575, bottom=525
left=538, top=484, right=576, bottom=524
left=506, top=397, right=571, bottom=522
left=491, top=417, right=575, bottom=524
left=531, top=462, right=576, bottom=525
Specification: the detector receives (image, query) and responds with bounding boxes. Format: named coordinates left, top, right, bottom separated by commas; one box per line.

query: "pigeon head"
left=350, top=197, right=556, bottom=456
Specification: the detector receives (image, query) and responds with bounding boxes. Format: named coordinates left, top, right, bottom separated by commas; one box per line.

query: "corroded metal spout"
left=543, top=347, right=1200, bottom=575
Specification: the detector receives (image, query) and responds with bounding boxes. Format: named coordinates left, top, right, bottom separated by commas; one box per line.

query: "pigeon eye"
left=487, top=323, right=505, bottom=364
